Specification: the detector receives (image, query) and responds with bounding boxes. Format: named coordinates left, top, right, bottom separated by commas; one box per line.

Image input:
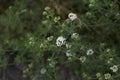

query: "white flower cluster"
left=86, top=49, right=94, bottom=55
left=110, top=65, right=118, bottom=72
left=66, top=50, right=72, bottom=57
left=40, top=68, right=47, bottom=74
left=56, top=36, right=66, bottom=47
left=48, top=59, right=57, bottom=68
left=68, top=13, right=77, bottom=21
left=79, top=49, right=94, bottom=63
left=47, top=36, right=53, bottom=41
left=104, top=73, right=111, bottom=80
left=56, top=33, right=79, bottom=47
left=49, top=61, right=56, bottom=68
left=71, top=33, right=79, bottom=39
left=65, top=44, right=72, bottom=49
left=79, top=56, right=86, bottom=63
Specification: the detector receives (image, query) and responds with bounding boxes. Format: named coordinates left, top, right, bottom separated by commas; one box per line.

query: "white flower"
left=71, top=33, right=79, bottom=39
left=68, top=13, right=77, bottom=21
left=47, top=36, right=53, bottom=41
left=86, top=49, right=94, bottom=55
left=56, top=36, right=66, bottom=47
left=21, top=9, right=27, bottom=13
left=66, top=50, right=72, bottom=57
left=40, top=68, right=47, bottom=74
left=79, top=56, right=86, bottom=63
left=49, top=61, right=56, bottom=68
left=44, top=6, right=51, bottom=11
left=110, top=65, right=118, bottom=72
left=66, top=44, right=72, bottom=49
left=104, top=73, right=111, bottom=79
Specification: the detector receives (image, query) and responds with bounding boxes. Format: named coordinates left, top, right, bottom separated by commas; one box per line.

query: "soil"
left=0, top=66, right=30, bottom=80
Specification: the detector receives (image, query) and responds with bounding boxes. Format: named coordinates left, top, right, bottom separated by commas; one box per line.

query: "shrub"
left=0, top=0, right=120, bottom=80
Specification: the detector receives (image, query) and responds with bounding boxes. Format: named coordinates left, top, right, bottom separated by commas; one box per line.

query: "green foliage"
left=0, top=0, right=120, bottom=80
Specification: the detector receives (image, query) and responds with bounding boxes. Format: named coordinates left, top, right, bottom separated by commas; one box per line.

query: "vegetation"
left=0, top=0, right=120, bottom=80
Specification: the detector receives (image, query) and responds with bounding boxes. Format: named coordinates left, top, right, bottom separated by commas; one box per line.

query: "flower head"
left=68, top=13, right=77, bottom=21
left=110, top=65, right=118, bottom=72
left=44, top=6, right=51, bottom=11
left=54, top=16, right=61, bottom=22
left=71, top=33, right=79, bottom=39
left=66, top=50, right=72, bottom=57
left=49, top=61, right=56, bottom=68
left=104, top=73, right=111, bottom=79
left=47, top=36, right=53, bottom=41
left=96, top=73, right=101, bottom=78
left=66, top=44, right=72, bottom=49
left=56, top=36, right=66, bottom=47
left=79, top=56, right=86, bottom=63
left=43, top=11, right=47, bottom=15
left=86, top=49, right=94, bottom=55
left=40, top=68, right=47, bottom=74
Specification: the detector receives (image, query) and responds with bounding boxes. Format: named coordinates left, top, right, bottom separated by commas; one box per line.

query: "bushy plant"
left=0, top=0, right=120, bottom=80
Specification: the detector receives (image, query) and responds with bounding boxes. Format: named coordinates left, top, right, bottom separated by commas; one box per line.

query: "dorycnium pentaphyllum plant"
left=0, top=0, right=120, bottom=80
